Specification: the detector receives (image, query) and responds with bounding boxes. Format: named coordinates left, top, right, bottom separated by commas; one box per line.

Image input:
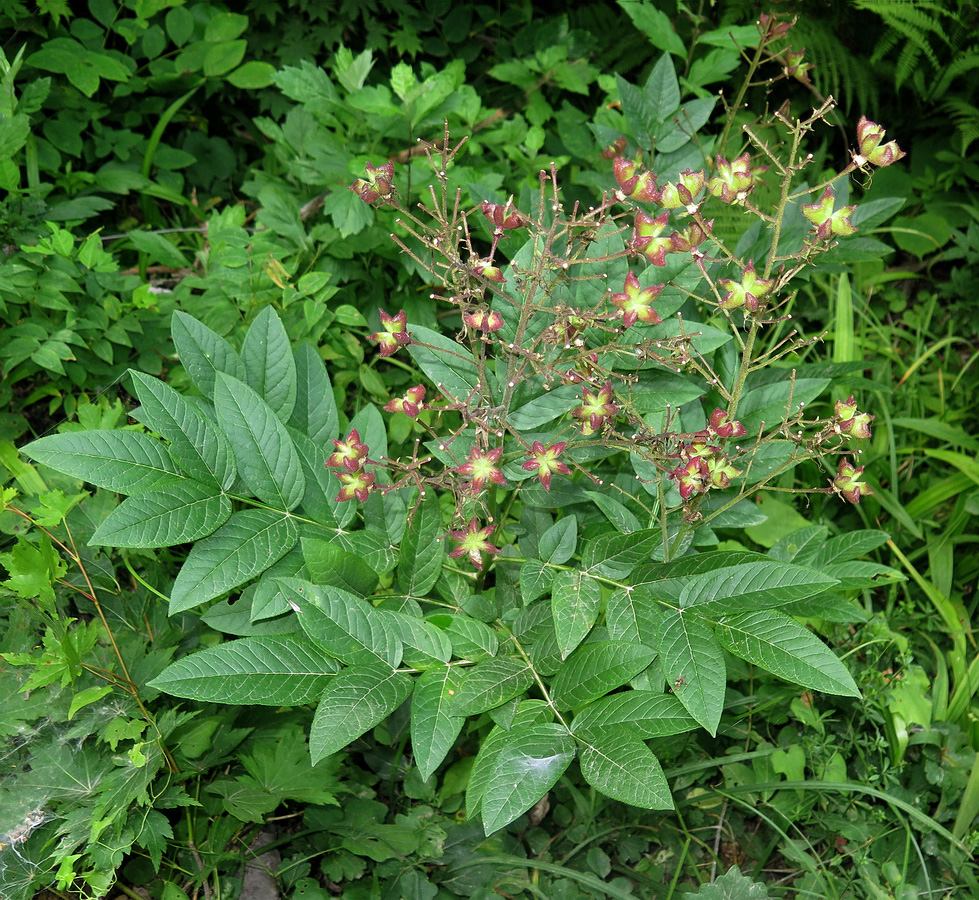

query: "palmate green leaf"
left=576, top=724, right=673, bottom=810
left=169, top=509, right=300, bottom=614
left=406, top=324, right=481, bottom=403
left=242, top=306, right=298, bottom=424
left=481, top=722, right=576, bottom=835
left=171, top=310, right=247, bottom=398
left=302, top=537, right=379, bottom=597
left=290, top=342, right=339, bottom=446
left=551, top=569, right=602, bottom=659
left=309, top=664, right=413, bottom=763
left=91, top=481, right=231, bottom=547
left=213, top=372, right=305, bottom=510
left=411, top=666, right=466, bottom=781
left=657, top=609, right=726, bottom=735
left=582, top=528, right=660, bottom=579
left=673, top=561, right=839, bottom=616
left=22, top=430, right=181, bottom=494
left=451, top=658, right=534, bottom=716
left=606, top=587, right=662, bottom=646
left=714, top=610, right=860, bottom=697
left=282, top=578, right=402, bottom=668
left=551, top=641, right=656, bottom=710
left=148, top=635, right=340, bottom=705
left=130, top=371, right=237, bottom=490
left=396, top=492, right=443, bottom=596
left=572, top=690, right=697, bottom=739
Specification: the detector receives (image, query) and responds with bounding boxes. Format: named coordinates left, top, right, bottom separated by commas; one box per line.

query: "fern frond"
left=941, top=96, right=979, bottom=155
left=788, top=17, right=878, bottom=115
left=931, top=48, right=979, bottom=99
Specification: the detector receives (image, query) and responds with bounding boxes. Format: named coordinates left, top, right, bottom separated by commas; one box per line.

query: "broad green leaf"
left=213, top=372, right=305, bottom=510
left=290, top=429, right=343, bottom=528
left=171, top=310, right=246, bottom=397
left=801, top=529, right=891, bottom=568
left=673, top=561, right=839, bottom=616
left=645, top=52, right=680, bottom=122
left=148, top=635, right=339, bottom=705
left=508, top=385, right=581, bottom=430
left=616, top=74, right=655, bottom=147
left=335, top=527, right=398, bottom=574
left=302, top=538, right=379, bottom=597
left=91, top=481, right=231, bottom=547
left=606, top=587, right=662, bottom=646
left=376, top=609, right=452, bottom=668
left=481, top=722, right=575, bottom=834
left=657, top=609, right=726, bottom=734
left=130, top=371, right=237, bottom=490
left=169, top=509, right=299, bottom=614
left=572, top=690, right=697, bottom=739
left=657, top=97, right=716, bottom=153
left=767, top=525, right=829, bottom=563
left=576, top=724, right=673, bottom=809
left=780, top=592, right=867, bottom=623
left=451, top=658, right=534, bottom=716
left=242, top=306, right=298, bottom=424
left=396, top=492, right=443, bottom=596
left=406, top=324, right=480, bottom=403
left=632, top=550, right=768, bottom=594
left=290, top=342, right=339, bottom=446
left=309, top=665, right=413, bottom=763
left=584, top=491, right=641, bottom=533
left=618, top=1, right=686, bottom=57
left=582, top=528, right=660, bottom=579
left=627, top=370, right=704, bottom=413
left=539, top=516, right=577, bottom=565
left=737, top=378, right=830, bottom=433
left=520, top=559, right=553, bottom=604
left=22, top=430, right=181, bottom=494
left=551, top=569, right=602, bottom=659
left=679, top=865, right=770, bottom=899
left=283, top=578, right=402, bottom=668
left=551, top=641, right=656, bottom=710
left=715, top=610, right=860, bottom=697
left=821, top=560, right=904, bottom=591
left=427, top=614, right=499, bottom=660
left=411, top=666, right=466, bottom=780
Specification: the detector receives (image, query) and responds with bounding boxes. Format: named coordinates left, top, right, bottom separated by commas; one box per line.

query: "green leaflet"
left=411, top=666, right=465, bottom=781
left=149, top=635, right=339, bottom=705
left=576, top=724, right=673, bottom=810
left=241, top=305, right=298, bottom=424
left=656, top=609, right=726, bottom=735
left=550, top=641, right=656, bottom=710
left=171, top=310, right=247, bottom=398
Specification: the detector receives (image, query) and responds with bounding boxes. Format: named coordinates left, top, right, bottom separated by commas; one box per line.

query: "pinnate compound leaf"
left=213, top=372, right=305, bottom=510
left=572, top=690, right=697, bottom=739
left=657, top=609, right=726, bottom=734
left=242, top=306, right=298, bottom=424
left=676, top=561, right=839, bottom=616
left=91, top=481, right=231, bottom=547
left=290, top=342, right=339, bottom=446
left=406, top=324, right=480, bottom=402
left=283, top=578, right=402, bottom=668
left=411, top=666, right=466, bottom=781
left=481, top=723, right=575, bottom=835
left=396, top=492, right=443, bottom=596
left=130, top=371, right=237, bottom=490
left=171, top=310, right=247, bottom=397
left=451, top=658, right=534, bottom=716
left=714, top=610, right=860, bottom=697
left=169, top=509, right=299, bottom=614
left=149, top=635, right=339, bottom=704
left=576, top=724, right=673, bottom=809
left=551, top=641, right=655, bottom=710
left=552, top=569, right=602, bottom=659
left=22, top=430, right=181, bottom=494
left=309, top=665, right=413, bottom=763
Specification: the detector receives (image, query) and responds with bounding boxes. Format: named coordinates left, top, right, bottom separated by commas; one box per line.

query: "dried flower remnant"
left=834, top=396, right=874, bottom=439
left=717, top=261, right=773, bottom=312
left=463, top=309, right=505, bottom=332
left=802, top=187, right=856, bottom=241
left=470, top=258, right=506, bottom=283
left=325, top=429, right=369, bottom=472
left=522, top=441, right=572, bottom=490
left=370, top=308, right=410, bottom=357
left=481, top=200, right=526, bottom=232
left=854, top=117, right=906, bottom=168
left=335, top=468, right=376, bottom=503
left=612, top=156, right=660, bottom=203
left=609, top=270, right=664, bottom=328
left=630, top=211, right=674, bottom=266
left=448, top=517, right=500, bottom=570
left=350, top=161, right=395, bottom=203
left=384, top=386, right=426, bottom=418
left=833, top=457, right=872, bottom=503
left=600, top=136, right=627, bottom=159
